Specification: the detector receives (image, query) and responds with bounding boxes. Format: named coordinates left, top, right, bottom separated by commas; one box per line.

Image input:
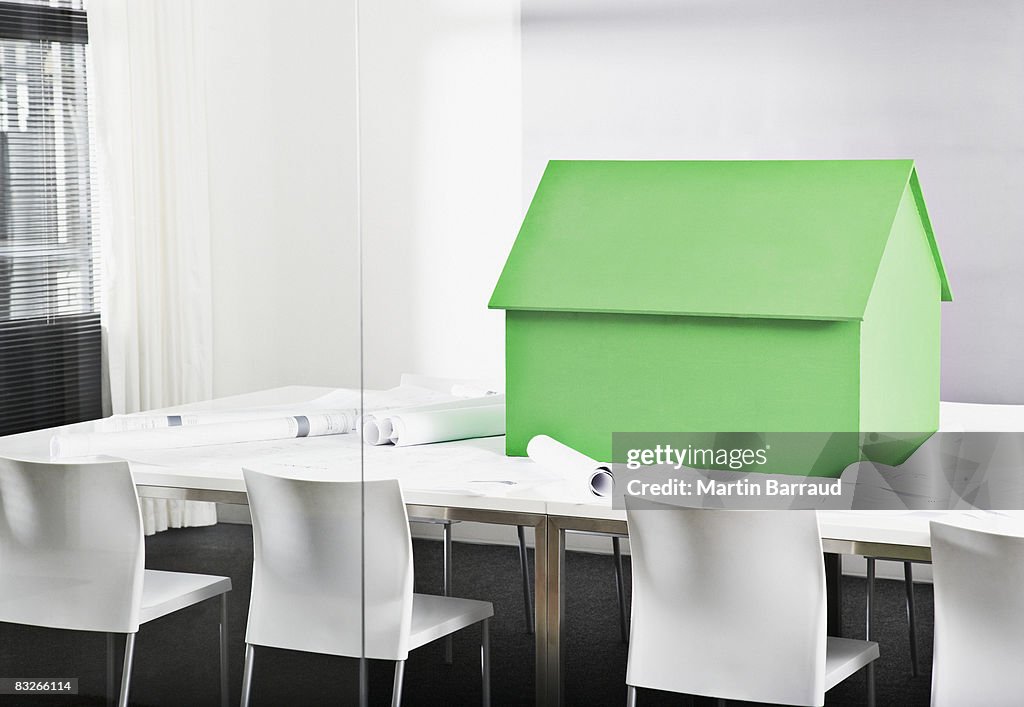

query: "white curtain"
left=89, top=0, right=217, bottom=534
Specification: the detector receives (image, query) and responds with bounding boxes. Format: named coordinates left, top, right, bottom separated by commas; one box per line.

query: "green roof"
left=489, top=160, right=951, bottom=321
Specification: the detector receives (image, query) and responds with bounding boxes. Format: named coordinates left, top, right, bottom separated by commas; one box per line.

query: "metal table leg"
left=443, top=521, right=454, bottom=665
left=904, top=561, right=919, bottom=676
left=825, top=552, right=843, bottom=636
left=545, top=522, right=566, bottom=707
left=534, top=516, right=549, bottom=707
left=866, top=557, right=875, bottom=640
left=518, top=525, right=536, bottom=633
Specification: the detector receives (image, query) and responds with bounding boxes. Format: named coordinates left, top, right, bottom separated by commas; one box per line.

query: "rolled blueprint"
left=527, top=435, right=614, bottom=497
left=387, top=405, right=506, bottom=447
left=51, top=410, right=357, bottom=459
left=95, top=408, right=358, bottom=433
left=362, top=395, right=505, bottom=446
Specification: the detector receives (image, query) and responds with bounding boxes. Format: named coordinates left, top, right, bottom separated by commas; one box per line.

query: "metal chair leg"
left=867, top=660, right=876, bottom=707
left=612, top=536, right=628, bottom=643
left=517, top=525, right=535, bottom=634
left=240, top=643, right=255, bottom=707
left=106, top=633, right=115, bottom=707
left=904, top=561, right=919, bottom=676
left=443, top=521, right=454, bottom=664
left=481, top=618, right=491, bottom=707
left=220, top=593, right=230, bottom=707
left=391, top=660, right=405, bottom=707
left=865, top=558, right=875, bottom=640
left=626, top=685, right=637, bottom=707
left=117, top=633, right=136, bottom=707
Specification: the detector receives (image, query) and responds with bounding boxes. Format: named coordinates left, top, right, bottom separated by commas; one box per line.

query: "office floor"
left=1, top=524, right=931, bottom=706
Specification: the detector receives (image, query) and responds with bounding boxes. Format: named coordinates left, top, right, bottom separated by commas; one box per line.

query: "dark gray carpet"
left=0, top=523, right=931, bottom=706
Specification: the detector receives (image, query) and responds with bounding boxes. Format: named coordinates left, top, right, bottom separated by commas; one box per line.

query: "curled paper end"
left=526, top=434, right=554, bottom=458
left=362, top=418, right=393, bottom=446
left=388, top=417, right=405, bottom=446
left=589, top=468, right=614, bottom=497
left=528, top=434, right=613, bottom=499
left=345, top=409, right=359, bottom=432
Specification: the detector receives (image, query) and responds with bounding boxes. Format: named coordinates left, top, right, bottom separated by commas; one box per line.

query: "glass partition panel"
left=358, top=0, right=521, bottom=705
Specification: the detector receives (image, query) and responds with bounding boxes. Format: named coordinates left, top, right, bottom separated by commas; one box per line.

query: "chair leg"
left=517, top=525, right=535, bottom=634
left=865, top=558, right=875, bottom=640
left=481, top=618, right=491, bottom=707
left=117, top=633, right=136, bottom=707
left=904, top=561, right=919, bottom=676
left=106, top=633, right=116, bottom=707
left=443, top=521, right=454, bottom=664
left=220, top=593, right=230, bottom=707
left=612, top=536, right=628, bottom=643
left=626, top=685, right=637, bottom=707
left=391, top=660, right=405, bottom=707
left=866, top=660, right=876, bottom=707
left=240, top=643, right=255, bottom=707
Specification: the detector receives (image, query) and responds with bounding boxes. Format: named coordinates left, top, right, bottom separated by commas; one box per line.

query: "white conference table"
left=1, top=387, right=1020, bottom=707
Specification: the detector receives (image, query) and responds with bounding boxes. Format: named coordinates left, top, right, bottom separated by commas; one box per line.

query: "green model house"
left=489, top=160, right=951, bottom=475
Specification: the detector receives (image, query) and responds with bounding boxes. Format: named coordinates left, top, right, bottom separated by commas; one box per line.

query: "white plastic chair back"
left=0, top=458, right=145, bottom=633
left=625, top=500, right=827, bottom=705
left=242, top=470, right=414, bottom=660
left=930, top=521, right=1024, bottom=706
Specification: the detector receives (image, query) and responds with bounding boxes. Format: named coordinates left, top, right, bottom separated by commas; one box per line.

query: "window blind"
left=0, top=0, right=100, bottom=436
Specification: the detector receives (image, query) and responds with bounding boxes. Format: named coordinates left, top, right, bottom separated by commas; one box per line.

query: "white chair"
left=0, top=458, right=231, bottom=707
left=240, top=470, right=493, bottom=707
left=930, top=521, right=1024, bottom=706
left=624, top=500, right=878, bottom=706
left=406, top=517, right=533, bottom=667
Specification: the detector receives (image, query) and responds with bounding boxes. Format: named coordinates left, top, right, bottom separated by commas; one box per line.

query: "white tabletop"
left=3, top=389, right=1024, bottom=544
left=0, top=386, right=572, bottom=515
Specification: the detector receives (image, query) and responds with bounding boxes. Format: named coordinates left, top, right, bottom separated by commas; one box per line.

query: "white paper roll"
left=527, top=435, right=614, bottom=497
left=51, top=411, right=356, bottom=459
left=96, top=408, right=359, bottom=433
left=388, top=405, right=506, bottom=447
left=361, top=416, right=395, bottom=446
left=362, top=395, right=505, bottom=446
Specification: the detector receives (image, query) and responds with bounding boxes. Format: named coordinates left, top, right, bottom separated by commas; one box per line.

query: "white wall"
left=522, top=0, right=1024, bottom=403
left=200, top=0, right=520, bottom=398
left=359, top=0, right=522, bottom=389
left=201, top=0, right=361, bottom=397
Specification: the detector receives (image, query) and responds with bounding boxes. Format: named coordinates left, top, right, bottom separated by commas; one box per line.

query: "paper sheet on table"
left=359, top=384, right=468, bottom=411
left=363, top=396, right=505, bottom=446
left=50, top=411, right=357, bottom=459
left=527, top=435, right=614, bottom=498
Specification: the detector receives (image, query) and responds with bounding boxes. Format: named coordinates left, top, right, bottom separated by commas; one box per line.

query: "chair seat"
left=408, top=593, right=493, bottom=650
left=139, top=569, right=232, bottom=625
left=824, top=637, right=879, bottom=691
